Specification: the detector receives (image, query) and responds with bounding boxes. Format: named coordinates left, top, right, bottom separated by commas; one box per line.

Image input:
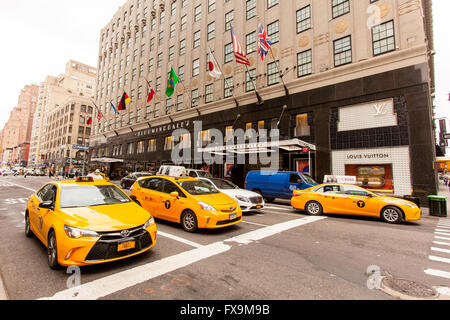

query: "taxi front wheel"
left=47, top=231, right=61, bottom=270
left=306, top=201, right=323, bottom=216
left=381, top=206, right=402, bottom=224
left=181, top=210, right=198, bottom=233
left=25, top=212, right=33, bottom=238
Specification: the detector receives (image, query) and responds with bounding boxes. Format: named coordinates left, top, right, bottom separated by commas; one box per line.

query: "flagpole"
left=209, top=48, right=239, bottom=108
left=268, top=47, right=289, bottom=96
left=245, top=64, right=264, bottom=105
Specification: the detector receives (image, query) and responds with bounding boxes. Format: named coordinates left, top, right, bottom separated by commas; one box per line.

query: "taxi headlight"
left=198, top=201, right=217, bottom=211
left=235, top=196, right=250, bottom=203
left=143, top=216, right=155, bottom=229
left=64, top=225, right=99, bottom=239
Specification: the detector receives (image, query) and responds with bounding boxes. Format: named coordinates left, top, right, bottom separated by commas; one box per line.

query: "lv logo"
left=373, top=103, right=387, bottom=116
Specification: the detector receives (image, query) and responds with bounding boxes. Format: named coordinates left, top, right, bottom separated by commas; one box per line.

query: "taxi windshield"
left=59, top=185, right=131, bottom=208
left=178, top=180, right=219, bottom=195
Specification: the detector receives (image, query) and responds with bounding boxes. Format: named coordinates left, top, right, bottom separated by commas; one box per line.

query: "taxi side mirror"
left=39, top=200, right=54, bottom=210
left=170, top=191, right=179, bottom=199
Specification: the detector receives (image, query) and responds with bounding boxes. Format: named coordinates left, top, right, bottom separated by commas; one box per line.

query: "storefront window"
left=345, top=164, right=393, bottom=192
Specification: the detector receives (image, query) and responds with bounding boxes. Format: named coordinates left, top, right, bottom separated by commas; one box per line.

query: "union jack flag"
left=258, top=23, right=272, bottom=61
left=230, top=27, right=250, bottom=65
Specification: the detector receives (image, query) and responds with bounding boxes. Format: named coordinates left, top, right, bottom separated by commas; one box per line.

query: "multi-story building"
left=0, top=84, right=39, bottom=167
left=90, top=0, right=436, bottom=202
left=29, top=60, right=96, bottom=168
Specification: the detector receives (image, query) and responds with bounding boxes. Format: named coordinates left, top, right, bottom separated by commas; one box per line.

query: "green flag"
left=166, top=67, right=180, bottom=97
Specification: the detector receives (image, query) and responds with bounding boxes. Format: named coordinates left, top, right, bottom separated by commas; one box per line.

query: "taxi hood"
left=60, top=202, right=151, bottom=232
left=194, top=192, right=237, bottom=209
left=377, top=195, right=418, bottom=207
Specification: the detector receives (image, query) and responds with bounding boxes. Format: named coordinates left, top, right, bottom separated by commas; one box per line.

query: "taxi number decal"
left=357, top=201, right=366, bottom=208
left=165, top=200, right=171, bottom=209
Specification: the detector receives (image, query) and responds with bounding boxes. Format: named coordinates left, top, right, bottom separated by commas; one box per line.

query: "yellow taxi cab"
left=129, top=175, right=242, bottom=232
left=291, top=183, right=421, bottom=224
left=87, top=170, right=109, bottom=181
left=25, top=176, right=157, bottom=269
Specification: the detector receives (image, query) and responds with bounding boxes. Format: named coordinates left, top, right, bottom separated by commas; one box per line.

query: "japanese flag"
left=208, top=47, right=222, bottom=79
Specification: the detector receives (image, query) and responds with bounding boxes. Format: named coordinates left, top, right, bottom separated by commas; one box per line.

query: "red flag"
left=97, top=109, right=103, bottom=121
left=230, top=27, right=250, bottom=65
left=86, top=117, right=92, bottom=125
left=146, top=81, right=155, bottom=103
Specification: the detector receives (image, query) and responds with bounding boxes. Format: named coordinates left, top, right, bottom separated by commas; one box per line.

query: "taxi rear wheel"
left=181, top=210, right=198, bottom=233
left=47, top=231, right=61, bottom=270
left=305, top=201, right=323, bottom=216
left=381, top=206, right=402, bottom=224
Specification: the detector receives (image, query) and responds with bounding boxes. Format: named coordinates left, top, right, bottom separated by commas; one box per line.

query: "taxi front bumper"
left=197, top=207, right=243, bottom=229
left=57, top=224, right=157, bottom=267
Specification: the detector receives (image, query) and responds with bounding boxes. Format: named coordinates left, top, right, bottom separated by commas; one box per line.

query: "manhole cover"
left=382, top=277, right=438, bottom=299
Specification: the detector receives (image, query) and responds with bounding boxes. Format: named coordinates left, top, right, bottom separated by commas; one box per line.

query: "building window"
left=177, top=94, right=183, bottom=112
left=170, top=23, right=176, bottom=38
left=296, top=5, right=311, bottom=33
left=224, top=42, right=233, bottom=63
left=168, top=45, right=175, bottom=61
left=194, top=5, right=201, bottom=22
left=148, top=139, right=156, bottom=152
left=154, top=102, right=160, bottom=118
left=179, top=39, right=186, bottom=56
left=192, top=58, right=200, bottom=77
left=157, top=52, right=163, bottom=68
left=267, top=61, right=279, bottom=86
left=208, top=0, right=215, bottom=13
left=225, top=10, right=233, bottom=31
left=334, top=36, right=352, bottom=67
left=207, top=22, right=215, bottom=41
left=137, top=141, right=145, bottom=154
left=164, top=136, right=174, bottom=150
left=297, top=49, right=312, bottom=77
left=267, top=0, right=278, bottom=8
left=332, top=0, right=350, bottom=19
left=224, top=77, right=233, bottom=98
left=191, top=89, right=199, bottom=108
left=246, top=32, right=257, bottom=54
left=295, top=113, right=310, bottom=136
left=267, top=20, right=279, bottom=44
left=181, top=15, right=187, bottom=31
left=179, top=65, right=185, bottom=81
left=246, top=0, right=256, bottom=20
left=246, top=69, right=256, bottom=92
left=193, top=30, right=201, bottom=48
left=127, top=142, right=135, bottom=155
left=372, top=20, right=395, bottom=56
left=205, top=84, right=214, bottom=103
left=166, top=98, right=172, bottom=115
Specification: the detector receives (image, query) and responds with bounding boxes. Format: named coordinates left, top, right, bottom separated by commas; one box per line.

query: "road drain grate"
left=382, top=277, right=438, bottom=299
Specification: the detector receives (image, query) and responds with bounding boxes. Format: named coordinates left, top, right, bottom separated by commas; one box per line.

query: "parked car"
left=186, top=169, right=213, bottom=178
left=35, top=169, right=45, bottom=176
left=120, top=172, right=153, bottom=189
left=2, top=169, right=15, bottom=176
left=199, top=177, right=265, bottom=212
left=245, top=170, right=318, bottom=202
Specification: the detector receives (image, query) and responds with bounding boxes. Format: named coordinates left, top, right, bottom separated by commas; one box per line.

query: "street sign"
left=72, top=145, right=89, bottom=151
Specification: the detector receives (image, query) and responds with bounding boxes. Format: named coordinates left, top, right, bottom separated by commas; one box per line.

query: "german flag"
left=118, top=92, right=131, bottom=111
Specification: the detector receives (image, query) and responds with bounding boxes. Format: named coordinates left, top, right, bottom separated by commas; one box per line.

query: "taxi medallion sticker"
left=357, top=201, right=366, bottom=208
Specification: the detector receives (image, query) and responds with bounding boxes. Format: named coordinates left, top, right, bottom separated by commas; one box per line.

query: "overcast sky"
left=0, top=0, right=448, bottom=130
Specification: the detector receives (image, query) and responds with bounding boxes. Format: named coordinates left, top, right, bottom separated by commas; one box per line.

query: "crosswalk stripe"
left=433, top=241, right=450, bottom=247
left=424, top=268, right=450, bottom=280
left=436, top=235, right=450, bottom=241
left=429, top=255, right=450, bottom=264
left=435, top=231, right=450, bottom=236
left=431, top=247, right=450, bottom=254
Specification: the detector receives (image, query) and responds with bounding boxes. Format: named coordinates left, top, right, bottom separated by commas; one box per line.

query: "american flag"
left=258, top=23, right=272, bottom=61
left=230, top=27, right=250, bottom=65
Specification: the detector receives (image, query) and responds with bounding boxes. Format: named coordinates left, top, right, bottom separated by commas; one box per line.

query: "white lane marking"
left=435, top=235, right=450, bottom=241
left=433, top=241, right=450, bottom=247
left=437, top=226, right=450, bottom=230
left=424, top=268, right=450, bottom=280
left=0, top=181, right=35, bottom=192
left=431, top=247, right=450, bottom=255
left=40, top=215, right=326, bottom=300
left=429, top=255, right=450, bottom=264
left=157, top=231, right=203, bottom=248
left=435, top=231, right=450, bottom=236
left=242, top=221, right=269, bottom=227
left=264, top=206, right=294, bottom=212
left=436, top=229, right=450, bottom=232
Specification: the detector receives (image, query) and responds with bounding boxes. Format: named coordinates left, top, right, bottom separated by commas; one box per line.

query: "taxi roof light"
left=76, top=176, right=94, bottom=182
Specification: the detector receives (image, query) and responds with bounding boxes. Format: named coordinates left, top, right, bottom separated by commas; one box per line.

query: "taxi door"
left=314, top=185, right=347, bottom=214
left=137, top=178, right=165, bottom=218
left=340, top=186, right=379, bottom=216
left=157, top=180, right=187, bottom=222
left=28, top=184, right=53, bottom=236
left=36, top=184, right=58, bottom=243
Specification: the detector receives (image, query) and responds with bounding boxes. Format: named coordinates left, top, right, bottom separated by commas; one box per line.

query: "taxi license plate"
left=229, top=213, right=237, bottom=220
left=117, top=241, right=135, bottom=252
left=256, top=205, right=262, bottom=209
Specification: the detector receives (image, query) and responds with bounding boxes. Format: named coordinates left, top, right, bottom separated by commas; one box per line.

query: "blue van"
left=245, top=171, right=318, bottom=202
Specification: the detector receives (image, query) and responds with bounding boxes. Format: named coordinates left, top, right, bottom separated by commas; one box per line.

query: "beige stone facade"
left=29, top=60, right=97, bottom=166
left=91, top=0, right=434, bottom=143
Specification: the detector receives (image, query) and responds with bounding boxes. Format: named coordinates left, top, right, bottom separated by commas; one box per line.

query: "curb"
left=0, top=273, right=8, bottom=300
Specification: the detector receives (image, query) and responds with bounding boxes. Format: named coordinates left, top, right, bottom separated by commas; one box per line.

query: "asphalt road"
left=0, top=175, right=448, bottom=300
